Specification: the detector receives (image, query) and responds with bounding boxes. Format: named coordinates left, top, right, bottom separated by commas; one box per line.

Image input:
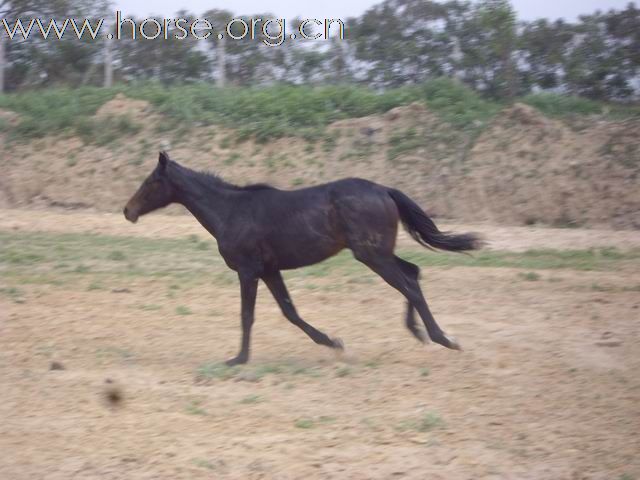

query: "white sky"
left=112, top=0, right=634, bottom=21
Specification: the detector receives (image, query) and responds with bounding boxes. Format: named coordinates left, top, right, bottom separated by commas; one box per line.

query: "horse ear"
left=158, top=151, right=169, bottom=171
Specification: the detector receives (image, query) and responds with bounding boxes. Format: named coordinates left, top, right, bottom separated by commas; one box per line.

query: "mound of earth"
left=95, top=93, right=152, bottom=120
left=453, top=103, right=640, bottom=228
left=2, top=97, right=639, bottom=229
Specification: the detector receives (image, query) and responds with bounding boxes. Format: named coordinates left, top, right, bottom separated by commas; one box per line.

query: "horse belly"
left=266, top=215, right=344, bottom=270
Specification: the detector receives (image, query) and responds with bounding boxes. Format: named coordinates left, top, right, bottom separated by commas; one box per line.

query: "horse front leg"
left=263, top=271, right=343, bottom=350
left=226, top=273, right=259, bottom=366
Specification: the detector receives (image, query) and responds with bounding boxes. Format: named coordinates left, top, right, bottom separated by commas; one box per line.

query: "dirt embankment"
left=1, top=96, right=639, bottom=229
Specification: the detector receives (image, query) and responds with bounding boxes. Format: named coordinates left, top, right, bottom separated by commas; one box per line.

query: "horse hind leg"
left=395, top=257, right=428, bottom=344
left=355, top=250, right=460, bottom=350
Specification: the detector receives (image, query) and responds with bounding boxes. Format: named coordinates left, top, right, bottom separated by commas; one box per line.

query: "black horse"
left=124, top=152, right=482, bottom=365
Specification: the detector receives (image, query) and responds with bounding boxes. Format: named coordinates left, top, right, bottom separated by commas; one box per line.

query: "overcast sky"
left=112, top=0, right=634, bottom=21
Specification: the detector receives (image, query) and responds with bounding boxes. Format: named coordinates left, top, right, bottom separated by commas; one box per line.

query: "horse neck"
left=170, top=165, right=236, bottom=238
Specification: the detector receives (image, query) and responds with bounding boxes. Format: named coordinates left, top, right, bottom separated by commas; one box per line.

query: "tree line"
left=1, top=0, right=639, bottom=101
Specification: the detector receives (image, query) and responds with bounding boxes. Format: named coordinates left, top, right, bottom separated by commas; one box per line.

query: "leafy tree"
left=1, top=0, right=110, bottom=90
left=1, top=0, right=639, bottom=101
left=350, top=0, right=455, bottom=87
left=518, top=19, right=574, bottom=91
left=601, top=3, right=640, bottom=98
left=116, top=10, right=210, bottom=84
left=454, top=0, right=518, bottom=99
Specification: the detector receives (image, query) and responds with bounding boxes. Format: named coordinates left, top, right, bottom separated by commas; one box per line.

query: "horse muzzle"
left=123, top=206, right=139, bottom=223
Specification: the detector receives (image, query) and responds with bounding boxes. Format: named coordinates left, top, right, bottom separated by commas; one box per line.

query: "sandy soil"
left=1, top=208, right=639, bottom=252
left=1, top=210, right=639, bottom=479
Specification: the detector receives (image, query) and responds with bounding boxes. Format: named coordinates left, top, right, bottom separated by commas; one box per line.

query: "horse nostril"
left=123, top=207, right=129, bottom=217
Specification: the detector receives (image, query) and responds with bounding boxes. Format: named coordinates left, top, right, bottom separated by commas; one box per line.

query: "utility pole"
left=103, top=23, right=113, bottom=87
left=0, top=0, right=6, bottom=93
left=216, top=35, right=226, bottom=87
left=0, top=32, right=6, bottom=94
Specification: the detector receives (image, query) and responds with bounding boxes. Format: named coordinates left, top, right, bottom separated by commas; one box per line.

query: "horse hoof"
left=331, top=337, right=345, bottom=350
left=446, top=335, right=462, bottom=351
left=417, top=330, right=429, bottom=344
left=225, top=357, right=247, bottom=367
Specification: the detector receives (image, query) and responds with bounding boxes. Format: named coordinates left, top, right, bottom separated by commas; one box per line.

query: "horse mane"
left=205, top=172, right=276, bottom=191
left=238, top=183, right=275, bottom=191
left=173, top=162, right=276, bottom=192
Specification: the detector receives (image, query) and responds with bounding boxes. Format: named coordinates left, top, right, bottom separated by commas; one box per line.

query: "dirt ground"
left=1, top=210, right=639, bottom=479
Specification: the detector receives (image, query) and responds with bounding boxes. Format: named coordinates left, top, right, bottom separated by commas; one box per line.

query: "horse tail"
left=387, top=188, right=483, bottom=252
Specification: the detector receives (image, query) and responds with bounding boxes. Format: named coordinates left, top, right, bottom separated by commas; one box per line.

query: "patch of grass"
left=1, top=80, right=494, bottom=144
left=398, top=412, right=444, bottom=432
left=365, top=359, right=381, bottom=369
left=294, top=415, right=336, bottom=429
left=290, top=365, right=323, bottom=377
left=139, top=304, right=162, bottom=311
left=0, top=251, right=46, bottom=265
left=264, top=153, right=293, bottom=172
left=66, top=153, right=78, bottom=167
left=224, top=153, right=241, bottom=165
left=197, top=360, right=324, bottom=383
left=599, top=247, right=626, bottom=260
left=219, top=135, right=233, bottom=149
left=295, top=418, right=315, bottom=429
left=420, top=367, right=430, bottom=377
left=240, top=394, right=262, bottom=404
left=96, top=346, right=134, bottom=361
left=192, top=459, right=217, bottom=470
left=257, top=363, right=284, bottom=375
left=318, top=415, right=337, bottom=424
left=107, top=250, right=127, bottom=261
left=322, top=132, right=339, bottom=152
left=0, top=286, right=25, bottom=302
left=418, top=78, right=501, bottom=129
left=521, top=93, right=639, bottom=120
left=291, top=177, right=305, bottom=187
left=339, top=139, right=374, bottom=162
left=336, top=366, right=352, bottom=377
left=2, top=81, right=635, bottom=146
left=197, top=241, right=210, bottom=251
left=399, top=247, right=640, bottom=272
left=387, top=127, right=424, bottom=161
left=522, top=93, right=603, bottom=117
left=175, top=305, right=193, bottom=315
left=518, top=272, right=541, bottom=281
left=2, top=231, right=639, bottom=290
left=87, top=281, right=103, bottom=291
left=196, top=362, right=239, bottom=380
left=185, top=400, right=207, bottom=416
left=0, top=86, right=117, bottom=142
left=0, top=286, right=21, bottom=297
